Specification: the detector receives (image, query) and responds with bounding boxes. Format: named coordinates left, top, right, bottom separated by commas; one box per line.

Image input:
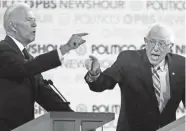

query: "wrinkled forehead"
left=147, top=25, right=174, bottom=42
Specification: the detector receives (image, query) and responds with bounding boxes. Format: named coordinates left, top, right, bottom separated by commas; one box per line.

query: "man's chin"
left=149, top=59, right=161, bottom=66
left=29, top=37, right=35, bottom=43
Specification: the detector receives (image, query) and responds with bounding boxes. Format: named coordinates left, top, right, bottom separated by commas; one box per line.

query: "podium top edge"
left=48, top=111, right=114, bottom=115
left=157, top=116, right=185, bottom=131
left=48, top=111, right=114, bottom=116
left=45, top=111, right=115, bottom=120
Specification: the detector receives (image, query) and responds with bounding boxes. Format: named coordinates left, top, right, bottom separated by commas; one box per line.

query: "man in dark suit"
left=84, top=24, right=185, bottom=131
left=0, top=3, right=88, bottom=131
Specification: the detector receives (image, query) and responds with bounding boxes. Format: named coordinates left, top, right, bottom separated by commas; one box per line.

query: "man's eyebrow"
left=26, top=17, right=36, bottom=20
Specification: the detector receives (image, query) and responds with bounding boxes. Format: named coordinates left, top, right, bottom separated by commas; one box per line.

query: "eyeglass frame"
left=144, top=37, right=174, bottom=49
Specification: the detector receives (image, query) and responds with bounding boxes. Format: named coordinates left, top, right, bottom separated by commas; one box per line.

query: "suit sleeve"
left=85, top=51, right=126, bottom=92
left=182, top=88, right=185, bottom=107
left=182, top=66, right=185, bottom=107
left=35, top=75, right=73, bottom=112
left=0, top=48, right=61, bottom=78
left=181, top=57, right=185, bottom=107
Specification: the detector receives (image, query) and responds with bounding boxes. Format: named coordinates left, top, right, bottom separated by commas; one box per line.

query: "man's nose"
left=153, top=42, right=160, bottom=51
left=31, top=20, right=37, bottom=27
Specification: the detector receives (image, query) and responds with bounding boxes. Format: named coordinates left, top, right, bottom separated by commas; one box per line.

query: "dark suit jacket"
left=0, top=36, right=73, bottom=131
left=85, top=49, right=185, bottom=131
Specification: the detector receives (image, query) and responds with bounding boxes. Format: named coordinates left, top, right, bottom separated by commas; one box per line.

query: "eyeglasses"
left=148, top=39, right=172, bottom=49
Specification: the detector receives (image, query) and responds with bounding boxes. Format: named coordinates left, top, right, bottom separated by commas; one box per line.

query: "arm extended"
left=0, top=48, right=61, bottom=79
left=85, top=51, right=126, bottom=92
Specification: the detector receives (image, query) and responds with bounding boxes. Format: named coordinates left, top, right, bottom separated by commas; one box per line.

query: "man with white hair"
left=0, top=3, right=87, bottom=131
left=84, top=24, right=185, bottom=131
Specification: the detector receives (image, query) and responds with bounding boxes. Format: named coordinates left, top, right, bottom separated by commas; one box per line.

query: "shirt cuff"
left=57, top=48, right=64, bottom=62
left=86, top=72, right=100, bottom=82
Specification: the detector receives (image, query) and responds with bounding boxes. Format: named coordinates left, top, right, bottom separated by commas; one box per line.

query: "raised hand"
left=67, top=33, right=88, bottom=50
left=60, top=33, right=88, bottom=55
left=85, top=55, right=101, bottom=76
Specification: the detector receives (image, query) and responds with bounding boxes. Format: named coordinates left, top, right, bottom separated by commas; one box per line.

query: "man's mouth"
left=33, top=31, right=36, bottom=34
left=151, top=54, right=160, bottom=60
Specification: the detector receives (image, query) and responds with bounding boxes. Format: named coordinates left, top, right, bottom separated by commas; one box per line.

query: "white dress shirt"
left=152, top=60, right=171, bottom=112
left=9, top=35, right=24, bottom=55
left=8, top=35, right=63, bottom=62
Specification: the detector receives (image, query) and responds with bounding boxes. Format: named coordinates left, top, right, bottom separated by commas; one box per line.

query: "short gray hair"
left=3, top=2, right=30, bottom=33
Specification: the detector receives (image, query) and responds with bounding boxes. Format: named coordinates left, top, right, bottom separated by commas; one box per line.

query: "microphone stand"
left=43, top=79, right=70, bottom=106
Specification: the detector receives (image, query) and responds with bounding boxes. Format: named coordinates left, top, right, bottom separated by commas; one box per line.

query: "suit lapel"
left=4, top=35, right=38, bottom=100
left=166, top=53, right=174, bottom=97
left=5, top=35, right=24, bottom=59
left=139, top=49, right=159, bottom=108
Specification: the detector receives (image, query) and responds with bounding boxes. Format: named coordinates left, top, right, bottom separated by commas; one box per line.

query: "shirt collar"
left=8, top=35, right=25, bottom=52
left=154, top=59, right=166, bottom=71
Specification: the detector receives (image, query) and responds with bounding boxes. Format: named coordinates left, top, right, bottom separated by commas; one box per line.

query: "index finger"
left=76, top=33, right=88, bottom=37
left=89, top=55, right=98, bottom=61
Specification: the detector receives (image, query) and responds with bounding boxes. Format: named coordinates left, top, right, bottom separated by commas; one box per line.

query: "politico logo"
left=92, top=104, right=120, bottom=114
left=91, top=44, right=185, bottom=55
left=146, top=0, right=186, bottom=11
left=91, top=44, right=138, bottom=55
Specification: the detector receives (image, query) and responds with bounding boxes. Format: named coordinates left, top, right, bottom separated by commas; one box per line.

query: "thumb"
left=85, top=59, right=92, bottom=71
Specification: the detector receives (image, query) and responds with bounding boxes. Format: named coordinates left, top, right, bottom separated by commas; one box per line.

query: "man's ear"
left=9, top=21, right=17, bottom=32
left=168, top=43, right=174, bottom=52
left=144, top=37, right=148, bottom=44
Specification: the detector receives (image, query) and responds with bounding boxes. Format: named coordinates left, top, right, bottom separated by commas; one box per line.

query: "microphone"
left=43, top=79, right=70, bottom=105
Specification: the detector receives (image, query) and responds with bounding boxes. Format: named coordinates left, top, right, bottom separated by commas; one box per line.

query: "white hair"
left=3, top=2, right=30, bottom=33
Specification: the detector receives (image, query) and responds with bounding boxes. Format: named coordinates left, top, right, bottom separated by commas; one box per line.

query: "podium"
left=12, top=112, right=115, bottom=131
left=157, top=116, right=185, bottom=131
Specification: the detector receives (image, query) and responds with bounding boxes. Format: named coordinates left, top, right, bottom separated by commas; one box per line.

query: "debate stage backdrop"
left=0, top=0, right=185, bottom=130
